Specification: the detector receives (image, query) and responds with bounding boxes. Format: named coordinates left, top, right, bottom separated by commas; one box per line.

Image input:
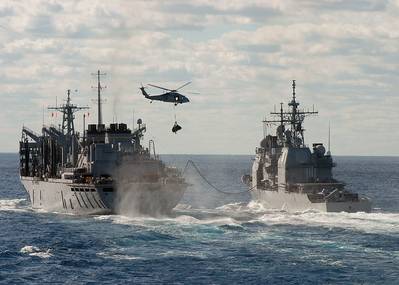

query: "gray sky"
left=0, top=0, right=398, bottom=155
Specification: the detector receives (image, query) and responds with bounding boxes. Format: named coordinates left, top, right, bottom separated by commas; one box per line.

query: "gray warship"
left=243, top=81, right=371, bottom=213
left=19, top=71, right=187, bottom=215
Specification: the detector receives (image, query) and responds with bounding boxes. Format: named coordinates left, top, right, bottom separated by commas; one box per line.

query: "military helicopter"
left=140, top=82, right=195, bottom=106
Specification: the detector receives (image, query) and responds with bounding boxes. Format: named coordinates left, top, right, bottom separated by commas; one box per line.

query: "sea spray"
left=112, top=156, right=186, bottom=217
left=20, top=245, right=53, bottom=258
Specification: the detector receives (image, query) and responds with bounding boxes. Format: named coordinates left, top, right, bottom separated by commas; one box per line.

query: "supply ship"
left=19, top=71, right=187, bottom=215
left=243, top=81, right=371, bottom=212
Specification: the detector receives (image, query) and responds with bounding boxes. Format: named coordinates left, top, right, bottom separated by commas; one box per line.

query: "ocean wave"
left=20, top=245, right=53, bottom=258
left=253, top=210, right=399, bottom=234
left=174, top=203, right=192, bottom=210
left=215, top=202, right=249, bottom=212
left=94, top=200, right=399, bottom=234
left=0, top=198, right=29, bottom=212
left=216, top=201, right=282, bottom=215
left=95, top=212, right=241, bottom=228
left=159, top=250, right=207, bottom=259
left=174, top=214, right=241, bottom=226
left=97, top=251, right=142, bottom=260
left=211, top=201, right=399, bottom=234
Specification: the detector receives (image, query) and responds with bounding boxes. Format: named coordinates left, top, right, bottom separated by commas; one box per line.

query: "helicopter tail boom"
left=140, top=86, right=149, bottom=98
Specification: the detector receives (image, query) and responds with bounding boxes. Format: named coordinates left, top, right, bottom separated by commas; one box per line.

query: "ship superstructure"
left=243, top=81, right=371, bottom=212
left=19, top=71, right=187, bottom=215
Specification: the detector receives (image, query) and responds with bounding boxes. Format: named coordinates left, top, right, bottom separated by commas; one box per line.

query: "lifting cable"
left=182, top=160, right=256, bottom=195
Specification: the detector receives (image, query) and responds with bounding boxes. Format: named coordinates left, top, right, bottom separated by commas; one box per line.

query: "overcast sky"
left=0, top=0, right=398, bottom=155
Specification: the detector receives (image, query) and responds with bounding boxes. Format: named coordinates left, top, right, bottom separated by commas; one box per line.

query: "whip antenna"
left=327, top=121, right=331, bottom=155
left=91, top=70, right=107, bottom=126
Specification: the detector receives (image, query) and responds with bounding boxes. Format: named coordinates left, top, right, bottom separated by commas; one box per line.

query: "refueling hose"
left=183, top=160, right=255, bottom=195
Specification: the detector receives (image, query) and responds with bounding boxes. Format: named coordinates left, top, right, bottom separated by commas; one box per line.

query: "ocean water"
left=0, top=153, right=399, bottom=284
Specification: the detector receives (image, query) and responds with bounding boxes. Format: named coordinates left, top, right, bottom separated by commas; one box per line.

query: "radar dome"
left=295, top=137, right=302, bottom=146
left=260, top=138, right=269, bottom=149
left=314, top=144, right=326, bottom=157
left=277, top=125, right=284, bottom=135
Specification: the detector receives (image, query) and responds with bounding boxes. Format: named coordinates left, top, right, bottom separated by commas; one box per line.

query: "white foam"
left=246, top=200, right=268, bottom=212
left=174, top=203, right=192, bottom=210
left=20, top=245, right=40, bottom=253
left=20, top=245, right=53, bottom=258
left=216, top=202, right=248, bottom=212
left=174, top=215, right=200, bottom=224
left=213, top=201, right=399, bottom=234
left=94, top=215, right=113, bottom=221
left=95, top=210, right=242, bottom=228
left=160, top=250, right=207, bottom=258
left=254, top=211, right=399, bottom=234
left=29, top=250, right=53, bottom=258
left=94, top=214, right=138, bottom=225
left=216, top=201, right=277, bottom=216
left=0, top=198, right=28, bottom=212
left=97, top=252, right=142, bottom=260
left=95, top=201, right=399, bottom=234
left=174, top=215, right=241, bottom=226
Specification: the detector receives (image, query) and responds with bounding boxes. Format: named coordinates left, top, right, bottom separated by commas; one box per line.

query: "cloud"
left=301, top=0, right=389, bottom=12
left=0, top=0, right=398, bottom=155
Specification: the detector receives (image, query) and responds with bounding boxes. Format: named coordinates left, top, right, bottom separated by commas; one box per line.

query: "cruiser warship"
left=19, top=71, right=187, bottom=215
left=243, top=81, right=371, bottom=213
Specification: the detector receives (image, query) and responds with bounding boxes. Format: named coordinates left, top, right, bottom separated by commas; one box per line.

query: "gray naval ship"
left=243, top=81, right=371, bottom=213
left=19, top=71, right=187, bottom=215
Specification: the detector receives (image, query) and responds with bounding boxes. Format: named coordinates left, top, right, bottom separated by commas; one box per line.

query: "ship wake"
left=95, top=201, right=399, bottom=235
left=0, top=198, right=29, bottom=212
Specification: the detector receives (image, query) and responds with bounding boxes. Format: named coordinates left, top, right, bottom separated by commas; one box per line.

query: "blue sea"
left=1, top=153, right=399, bottom=284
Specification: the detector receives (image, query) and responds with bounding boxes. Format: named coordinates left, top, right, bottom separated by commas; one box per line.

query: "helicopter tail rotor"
left=139, top=83, right=149, bottom=98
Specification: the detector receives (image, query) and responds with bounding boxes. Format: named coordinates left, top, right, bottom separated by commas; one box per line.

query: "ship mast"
left=288, top=80, right=300, bottom=145
left=47, top=90, right=89, bottom=165
left=91, top=70, right=106, bottom=126
left=48, top=89, right=89, bottom=136
left=263, top=80, right=318, bottom=147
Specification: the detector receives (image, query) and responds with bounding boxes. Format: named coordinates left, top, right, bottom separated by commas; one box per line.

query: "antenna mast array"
left=48, top=89, right=89, bottom=136
left=262, top=80, right=318, bottom=147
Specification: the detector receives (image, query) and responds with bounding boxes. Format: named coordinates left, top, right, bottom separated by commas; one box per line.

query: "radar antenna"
left=262, top=80, right=318, bottom=147
left=48, top=89, right=89, bottom=136
left=327, top=122, right=331, bottom=155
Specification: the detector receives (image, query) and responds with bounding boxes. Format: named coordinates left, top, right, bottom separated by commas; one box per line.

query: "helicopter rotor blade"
left=185, top=91, right=200, bottom=95
left=176, top=81, right=191, bottom=91
left=148, top=84, right=172, bottom=91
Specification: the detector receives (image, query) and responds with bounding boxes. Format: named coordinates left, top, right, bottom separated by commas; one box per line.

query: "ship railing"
left=307, top=193, right=326, bottom=203
left=308, top=190, right=360, bottom=203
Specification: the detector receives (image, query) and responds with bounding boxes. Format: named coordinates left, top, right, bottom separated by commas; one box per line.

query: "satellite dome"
left=260, top=138, right=269, bottom=149
left=295, top=137, right=302, bottom=146
left=277, top=125, right=284, bottom=135
left=314, top=144, right=326, bottom=157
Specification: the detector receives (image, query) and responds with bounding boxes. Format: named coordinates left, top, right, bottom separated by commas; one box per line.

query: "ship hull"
left=21, top=177, right=186, bottom=216
left=252, top=189, right=372, bottom=213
